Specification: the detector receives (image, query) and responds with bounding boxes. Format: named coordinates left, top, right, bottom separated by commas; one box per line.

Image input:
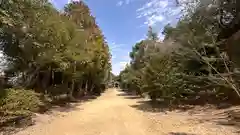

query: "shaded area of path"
left=13, top=89, right=238, bottom=135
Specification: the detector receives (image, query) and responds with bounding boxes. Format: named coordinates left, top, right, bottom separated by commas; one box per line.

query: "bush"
left=0, top=88, right=43, bottom=116
left=46, top=84, right=70, bottom=98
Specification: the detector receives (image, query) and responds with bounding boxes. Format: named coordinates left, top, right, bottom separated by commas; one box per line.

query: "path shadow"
left=168, top=132, right=197, bottom=135
left=211, top=108, right=240, bottom=128
left=130, top=100, right=194, bottom=113
left=117, top=92, right=141, bottom=99
left=39, top=95, right=98, bottom=114
left=186, top=106, right=240, bottom=133
left=1, top=95, right=99, bottom=135
left=0, top=115, right=35, bottom=135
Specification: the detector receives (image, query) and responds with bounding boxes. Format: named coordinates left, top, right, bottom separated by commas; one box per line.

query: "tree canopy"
left=0, top=0, right=111, bottom=97
left=119, top=0, right=240, bottom=104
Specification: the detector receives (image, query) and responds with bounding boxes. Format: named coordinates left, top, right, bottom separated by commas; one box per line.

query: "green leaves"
left=1, top=0, right=111, bottom=95
left=119, top=0, right=240, bottom=104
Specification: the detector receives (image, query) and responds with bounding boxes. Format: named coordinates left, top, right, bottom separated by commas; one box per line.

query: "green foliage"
left=119, top=0, right=240, bottom=104
left=0, top=0, right=112, bottom=128
left=0, top=0, right=111, bottom=96
left=0, top=88, right=42, bottom=116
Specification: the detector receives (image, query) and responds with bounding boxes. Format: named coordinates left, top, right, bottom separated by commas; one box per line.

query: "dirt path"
left=13, top=89, right=239, bottom=135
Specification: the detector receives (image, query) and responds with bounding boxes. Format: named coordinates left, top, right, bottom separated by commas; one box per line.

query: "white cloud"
left=119, top=61, right=128, bottom=70
left=116, top=0, right=136, bottom=7
left=137, top=0, right=182, bottom=26
left=109, top=41, right=130, bottom=75
left=68, top=0, right=80, bottom=3
left=112, top=60, right=130, bottom=75
left=109, top=42, right=126, bottom=51
left=112, top=55, right=117, bottom=59
left=117, top=1, right=124, bottom=6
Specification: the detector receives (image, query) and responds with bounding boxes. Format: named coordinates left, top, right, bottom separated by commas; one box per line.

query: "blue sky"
left=51, top=0, right=182, bottom=75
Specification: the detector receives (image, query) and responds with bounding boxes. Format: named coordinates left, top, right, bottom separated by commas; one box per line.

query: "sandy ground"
left=12, top=89, right=239, bottom=135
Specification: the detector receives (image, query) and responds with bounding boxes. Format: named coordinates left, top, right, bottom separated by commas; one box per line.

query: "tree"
left=147, top=26, right=158, bottom=41
left=119, top=0, right=240, bottom=104
left=0, top=0, right=112, bottom=98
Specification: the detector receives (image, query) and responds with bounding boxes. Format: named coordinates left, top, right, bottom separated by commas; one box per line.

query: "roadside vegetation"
left=118, top=0, right=240, bottom=106
left=0, top=0, right=112, bottom=129
left=2, top=0, right=240, bottom=133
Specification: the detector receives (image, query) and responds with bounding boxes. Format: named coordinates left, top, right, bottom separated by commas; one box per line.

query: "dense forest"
left=0, top=0, right=112, bottom=127
left=118, top=0, right=240, bottom=105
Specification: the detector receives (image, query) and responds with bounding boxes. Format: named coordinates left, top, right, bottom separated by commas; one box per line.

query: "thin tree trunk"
left=193, top=49, right=240, bottom=97
left=90, top=84, right=94, bottom=93
left=85, top=80, right=88, bottom=95
left=69, top=61, right=77, bottom=100
left=78, top=81, right=84, bottom=97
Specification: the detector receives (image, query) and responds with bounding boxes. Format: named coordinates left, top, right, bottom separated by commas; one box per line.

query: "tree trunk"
left=85, top=80, right=88, bottom=95
left=68, top=61, right=76, bottom=100
left=90, top=84, right=94, bottom=94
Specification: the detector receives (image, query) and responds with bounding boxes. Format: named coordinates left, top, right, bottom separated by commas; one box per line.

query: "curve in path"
left=14, top=89, right=238, bottom=135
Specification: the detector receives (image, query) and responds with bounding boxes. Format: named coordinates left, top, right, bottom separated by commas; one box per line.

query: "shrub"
left=0, top=88, right=43, bottom=116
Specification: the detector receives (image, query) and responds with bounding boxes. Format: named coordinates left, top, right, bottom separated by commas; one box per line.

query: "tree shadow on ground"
left=39, top=95, right=98, bottom=114
left=0, top=115, right=35, bottom=135
left=168, top=132, right=197, bottom=135
left=186, top=106, right=240, bottom=133
left=117, top=91, right=142, bottom=99
left=130, top=100, right=194, bottom=113
left=132, top=99, right=240, bottom=133
left=212, top=109, right=240, bottom=128
left=1, top=94, right=100, bottom=134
